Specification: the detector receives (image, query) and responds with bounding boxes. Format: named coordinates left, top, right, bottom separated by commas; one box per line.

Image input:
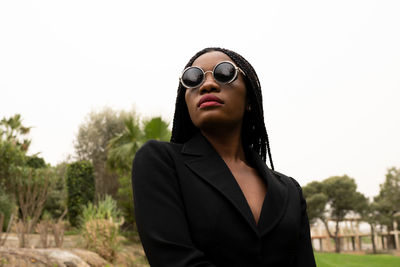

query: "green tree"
left=0, top=114, right=31, bottom=191
left=66, top=161, right=95, bottom=227
left=358, top=199, right=380, bottom=254
left=0, top=114, right=66, bottom=245
left=106, top=116, right=141, bottom=227
left=43, top=161, right=68, bottom=219
left=303, top=175, right=367, bottom=253
left=11, top=166, right=56, bottom=247
left=0, top=139, right=26, bottom=190
left=74, top=107, right=134, bottom=198
left=107, top=116, right=171, bottom=228
left=373, top=167, right=400, bottom=249
left=26, top=155, right=47, bottom=169
left=107, top=116, right=142, bottom=173
left=322, top=176, right=367, bottom=253
left=107, top=116, right=171, bottom=173
left=302, top=181, right=327, bottom=224
left=142, top=117, right=171, bottom=142
left=0, top=114, right=31, bottom=151
left=0, top=188, right=16, bottom=232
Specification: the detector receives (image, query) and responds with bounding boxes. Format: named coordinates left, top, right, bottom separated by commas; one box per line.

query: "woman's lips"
left=199, top=101, right=223, bottom=108
left=198, top=94, right=224, bottom=109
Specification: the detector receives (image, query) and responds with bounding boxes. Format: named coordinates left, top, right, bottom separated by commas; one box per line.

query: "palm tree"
left=107, top=116, right=142, bottom=173
left=0, top=114, right=31, bottom=151
left=142, top=116, right=171, bottom=142
left=107, top=116, right=171, bottom=173
left=106, top=116, right=171, bottom=228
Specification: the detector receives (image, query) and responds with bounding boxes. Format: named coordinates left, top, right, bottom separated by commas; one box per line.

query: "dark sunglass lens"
left=182, top=67, right=203, bottom=88
left=214, top=62, right=236, bottom=83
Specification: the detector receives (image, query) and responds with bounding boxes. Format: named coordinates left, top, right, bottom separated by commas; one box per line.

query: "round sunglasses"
left=180, top=61, right=245, bottom=89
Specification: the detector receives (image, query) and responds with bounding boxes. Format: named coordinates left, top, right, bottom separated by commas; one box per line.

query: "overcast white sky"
left=1, top=0, right=399, bottom=198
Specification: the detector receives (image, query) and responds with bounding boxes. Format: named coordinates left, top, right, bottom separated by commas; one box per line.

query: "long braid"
left=171, top=47, right=275, bottom=170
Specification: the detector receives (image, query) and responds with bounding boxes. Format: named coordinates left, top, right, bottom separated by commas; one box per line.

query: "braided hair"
left=171, top=47, right=274, bottom=170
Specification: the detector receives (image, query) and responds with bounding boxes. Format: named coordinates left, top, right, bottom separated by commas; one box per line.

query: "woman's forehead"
left=191, top=51, right=233, bottom=69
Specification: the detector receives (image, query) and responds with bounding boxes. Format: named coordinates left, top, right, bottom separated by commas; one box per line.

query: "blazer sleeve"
left=132, top=141, right=217, bottom=267
left=291, top=178, right=317, bottom=267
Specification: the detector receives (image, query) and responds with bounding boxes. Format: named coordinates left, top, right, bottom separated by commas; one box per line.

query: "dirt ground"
left=1, top=233, right=81, bottom=249
left=0, top=233, right=149, bottom=267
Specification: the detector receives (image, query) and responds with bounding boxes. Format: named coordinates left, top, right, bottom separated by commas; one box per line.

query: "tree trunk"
left=386, top=225, right=395, bottom=250
left=334, top=220, right=341, bottom=253
left=321, top=218, right=336, bottom=252
left=370, top=224, right=377, bottom=254
left=0, top=213, right=14, bottom=246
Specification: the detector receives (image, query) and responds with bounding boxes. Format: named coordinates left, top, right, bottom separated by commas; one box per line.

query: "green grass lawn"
left=315, top=252, right=400, bottom=267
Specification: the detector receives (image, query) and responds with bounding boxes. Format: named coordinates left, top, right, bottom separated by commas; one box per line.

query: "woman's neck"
left=201, top=128, right=246, bottom=164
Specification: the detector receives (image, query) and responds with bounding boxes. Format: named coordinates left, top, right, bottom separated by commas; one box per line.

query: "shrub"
left=0, top=188, right=15, bottom=232
left=0, top=139, right=26, bottom=191
left=26, top=155, right=46, bottom=169
left=52, top=219, right=66, bottom=248
left=44, top=162, right=68, bottom=219
left=36, top=213, right=51, bottom=248
left=80, top=195, right=123, bottom=262
left=66, top=161, right=95, bottom=227
left=117, top=175, right=135, bottom=228
left=11, top=166, right=56, bottom=247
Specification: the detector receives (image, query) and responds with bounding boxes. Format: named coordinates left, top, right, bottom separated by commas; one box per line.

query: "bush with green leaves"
left=0, top=188, right=15, bottom=232
left=80, top=195, right=123, bottom=262
left=10, top=166, right=56, bottom=247
left=116, top=175, right=134, bottom=228
left=26, top=155, right=46, bottom=169
left=80, top=195, right=122, bottom=223
left=0, top=114, right=31, bottom=190
left=0, top=139, right=26, bottom=190
left=66, top=161, right=95, bottom=227
left=43, top=162, right=68, bottom=220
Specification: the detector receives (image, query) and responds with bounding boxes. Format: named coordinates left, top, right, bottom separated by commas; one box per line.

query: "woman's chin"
left=195, top=115, right=243, bottom=133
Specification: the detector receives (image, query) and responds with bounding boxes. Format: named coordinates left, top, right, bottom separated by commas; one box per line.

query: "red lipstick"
left=197, top=94, right=224, bottom=109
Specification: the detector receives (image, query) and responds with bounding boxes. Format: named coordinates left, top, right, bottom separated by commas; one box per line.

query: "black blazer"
left=132, top=133, right=316, bottom=267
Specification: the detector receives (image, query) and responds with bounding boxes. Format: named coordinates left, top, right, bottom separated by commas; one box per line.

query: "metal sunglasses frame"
left=179, top=61, right=246, bottom=89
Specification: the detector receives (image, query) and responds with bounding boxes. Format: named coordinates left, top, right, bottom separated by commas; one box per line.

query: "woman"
left=132, top=47, right=316, bottom=267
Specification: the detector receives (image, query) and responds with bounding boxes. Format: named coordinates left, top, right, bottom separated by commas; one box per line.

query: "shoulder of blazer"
left=135, top=139, right=182, bottom=158
left=270, top=169, right=303, bottom=195
left=132, top=140, right=184, bottom=172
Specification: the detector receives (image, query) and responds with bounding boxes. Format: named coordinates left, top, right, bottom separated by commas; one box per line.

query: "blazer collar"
left=181, top=132, right=214, bottom=156
left=249, top=150, right=289, bottom=236
left=182, top=133, right=289, bottom=237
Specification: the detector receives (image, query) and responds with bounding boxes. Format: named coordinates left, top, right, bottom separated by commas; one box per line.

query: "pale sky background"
left=1, top=0, right=399, bottom=198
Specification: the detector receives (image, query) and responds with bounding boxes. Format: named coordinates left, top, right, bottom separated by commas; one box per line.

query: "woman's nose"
left=199, top=72, right=220, bottom=94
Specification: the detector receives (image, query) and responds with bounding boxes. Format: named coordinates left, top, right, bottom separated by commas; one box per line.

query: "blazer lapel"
left=250, top=151, right=289, bottom=237
left=182, top=133, right=260, bottom=236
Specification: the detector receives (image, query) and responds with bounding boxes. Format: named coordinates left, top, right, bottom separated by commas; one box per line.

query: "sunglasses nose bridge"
left=202, top=70, right=215, bottom=83
left=203, top=70, right=213, bottom=74
left=199, top=69, right=220, bottom=94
